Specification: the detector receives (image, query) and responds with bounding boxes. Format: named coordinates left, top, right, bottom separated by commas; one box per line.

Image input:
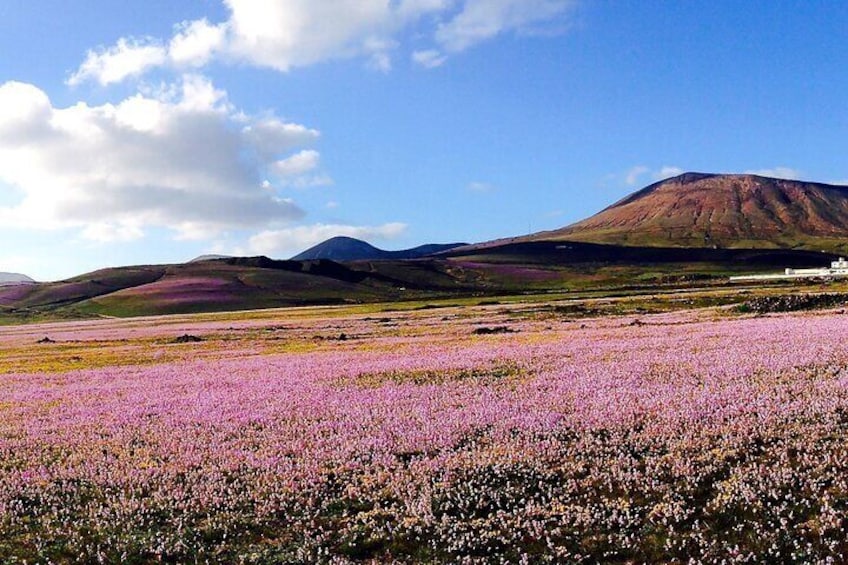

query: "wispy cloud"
left=742, top=167, right=801, bottom=180
left=68, top=37, right=167, bottom=86
left=412, top=49, right=448, bottom=69
left=625, top=166, right=649, bottom=186
left=433, top=0, right=576, bottom=54
left=619, top=165, right=685, bottom=188
left=468, top=181, right=495, bottom=193
left=654, top=166, right=684, bottom=180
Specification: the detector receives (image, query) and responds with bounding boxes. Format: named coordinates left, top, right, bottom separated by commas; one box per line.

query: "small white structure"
left=731, top=257, right=848, bottom=282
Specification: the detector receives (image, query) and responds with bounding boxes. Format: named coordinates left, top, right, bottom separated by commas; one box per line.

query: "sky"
left=1, top=1, right=847, bottom=281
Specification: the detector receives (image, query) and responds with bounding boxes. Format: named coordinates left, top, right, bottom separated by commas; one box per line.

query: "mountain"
left=9, top=171, right=848, bottom=322
left=527, top=173, right=848, bottom=253
left=0, top=272, right=35, bottom=286
left=291, top=236, right=466, bottom=261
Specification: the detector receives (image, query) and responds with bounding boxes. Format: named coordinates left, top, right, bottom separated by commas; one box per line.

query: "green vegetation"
left=1, top=240, right=843, bottom=325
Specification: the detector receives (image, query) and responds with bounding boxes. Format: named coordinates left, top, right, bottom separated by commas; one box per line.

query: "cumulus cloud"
left=247, top=222, right=408, bottom=257
left=743, top=167, right=801, bottom=180
left=0, top=76, right=328, bottom=241
left=69, top=0, right=577, bottom=83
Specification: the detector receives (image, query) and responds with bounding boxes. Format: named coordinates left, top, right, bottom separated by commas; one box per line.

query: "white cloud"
left=412, top=49, right=447, bottom=68
left=243, top=119, right=320, bottom=160
left=271, top=150, right=334, bottom=188
left=434, top=0, right=575, bottom=53
left=273, top=149, right=320, bottom=176
left=248, top=222, right=408, bottom=257
left=654, top=166, right=684, bottom=180
left=81, top=222, right=145, bottom=243
left=0, top=76, right=320, bottom=242
left=613, top=165, right=686, bottom=189
left=743, top=167, right=801, bottom=180
left=169, top=19, right=227, bottom=67
left=69, top=0, right=577, bottom=83
left=68, top=37, right=168, bottom=86
left=625, top=166, right=649, bottom=186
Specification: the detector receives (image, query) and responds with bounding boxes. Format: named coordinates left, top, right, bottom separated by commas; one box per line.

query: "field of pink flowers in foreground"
left=3, top=302, right=848, bottom=563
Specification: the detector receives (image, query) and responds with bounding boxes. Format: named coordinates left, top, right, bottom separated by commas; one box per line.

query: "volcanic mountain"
left=529, top=173, right=848, bottom=253
left=291, top=236, right=466, bottom=261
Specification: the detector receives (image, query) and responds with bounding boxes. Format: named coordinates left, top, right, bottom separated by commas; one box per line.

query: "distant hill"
left=0, top=272, right=35, bottom=286
left=2, top=241, right=837, bottom=321
left=524, top=173, right=848, bottom=253
left=291, top=236, right=466, bottom=261
left=189, top=254, right=232, bottom=263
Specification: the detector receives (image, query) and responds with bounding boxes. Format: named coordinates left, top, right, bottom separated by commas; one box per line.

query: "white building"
left=731, top=257, right=848, bottom=282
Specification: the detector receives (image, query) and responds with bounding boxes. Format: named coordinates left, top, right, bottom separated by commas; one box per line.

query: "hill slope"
left=292, top=236, right=466, bottom=261
left=530, top=173, right=848, bottom=252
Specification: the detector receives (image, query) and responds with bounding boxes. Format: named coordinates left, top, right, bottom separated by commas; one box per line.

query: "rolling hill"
left=291, top=236, right=466, bottom=261
left=0, top=242, right=837, bottom=321
left=0, top=256, right=489, bottom=319
left=525, top=173, right=848, bottom=253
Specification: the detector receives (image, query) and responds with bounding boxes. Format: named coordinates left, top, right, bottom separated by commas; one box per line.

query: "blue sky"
left=1, top=1, right=847, bottom=280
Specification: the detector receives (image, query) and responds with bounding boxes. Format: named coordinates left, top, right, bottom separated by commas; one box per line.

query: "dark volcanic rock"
left=735, top=293, right=848, bottom=314
left=172, top=334, right=204, bottom=343
left=292, top=236, right=466, bottom=261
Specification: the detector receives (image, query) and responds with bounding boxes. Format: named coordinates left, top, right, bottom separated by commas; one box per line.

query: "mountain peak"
left=292, top=237, right=467, bottom=261
left=291, top=237, right=382, bottom=261
left=533, top=172, right=848, bottom=253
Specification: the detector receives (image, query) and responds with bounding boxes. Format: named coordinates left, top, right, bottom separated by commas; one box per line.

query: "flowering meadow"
left=3, top=301, right=848, bottom=563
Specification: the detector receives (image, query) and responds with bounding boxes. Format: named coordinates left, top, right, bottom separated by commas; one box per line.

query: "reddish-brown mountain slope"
left=530, top=173, right=848, bottom=252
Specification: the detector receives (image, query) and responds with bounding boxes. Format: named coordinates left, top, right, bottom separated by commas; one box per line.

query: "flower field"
left=2, top=302, right=848, bottom=563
